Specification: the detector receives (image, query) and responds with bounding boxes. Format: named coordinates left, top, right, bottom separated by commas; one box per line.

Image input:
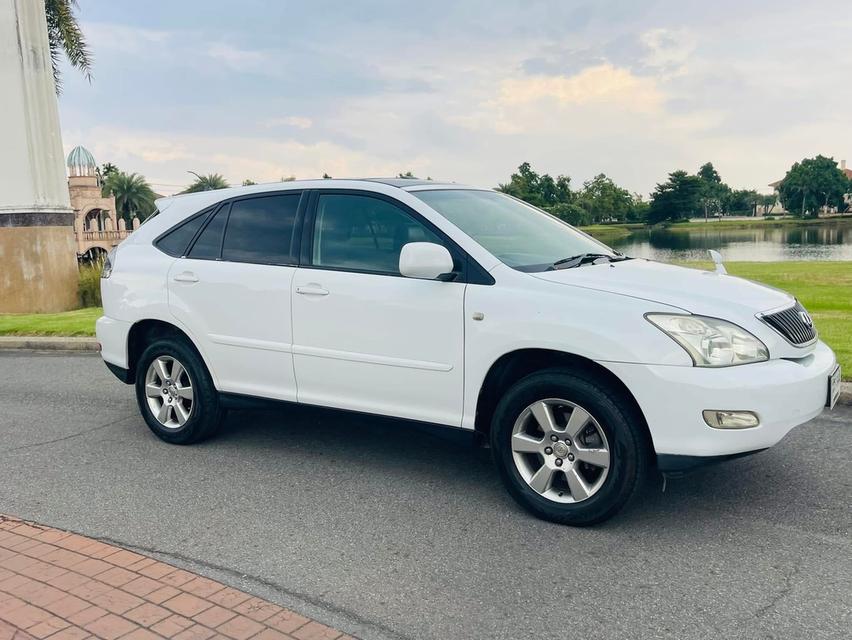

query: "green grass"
left=0, top=307, right=101, bottom=337
left=679, top=262, right=850, bottom=379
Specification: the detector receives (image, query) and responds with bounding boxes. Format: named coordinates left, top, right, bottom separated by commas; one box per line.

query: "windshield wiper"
left=550, top=252, right=629, bottom=270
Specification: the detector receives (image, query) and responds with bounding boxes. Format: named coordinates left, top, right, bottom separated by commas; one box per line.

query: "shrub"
left=78, top=263, right=102, bottom=308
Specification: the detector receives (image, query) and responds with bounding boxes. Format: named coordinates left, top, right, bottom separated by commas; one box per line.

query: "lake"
left=608, top=220, right=852, bottom=262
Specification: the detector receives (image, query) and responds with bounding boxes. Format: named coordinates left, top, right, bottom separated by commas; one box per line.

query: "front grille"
left=760, top=301, right=817, bottom=346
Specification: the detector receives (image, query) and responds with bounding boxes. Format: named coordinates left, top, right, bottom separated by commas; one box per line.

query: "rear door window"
left=222, top=194, right=300, bottom=265
left=188, top=206, right=228, bottom=260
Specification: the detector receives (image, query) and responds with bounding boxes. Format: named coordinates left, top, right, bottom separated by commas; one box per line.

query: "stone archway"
left=83, top=207, right=110, bottom=232
left=79, top=245, right=109, bottom=264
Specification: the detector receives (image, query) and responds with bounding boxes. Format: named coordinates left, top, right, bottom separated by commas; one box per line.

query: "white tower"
left=0, top=0, right=78, bottom=312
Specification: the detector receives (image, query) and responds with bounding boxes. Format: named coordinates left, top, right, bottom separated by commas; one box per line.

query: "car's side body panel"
left=291, top=268, right=466, bottom=425
left=167, top=258, right=299, bottom=402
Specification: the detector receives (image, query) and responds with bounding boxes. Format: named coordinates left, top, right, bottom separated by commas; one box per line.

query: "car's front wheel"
left=134, top=337, right=223, bottom=444
left=491, top=369, right=649, bottom=526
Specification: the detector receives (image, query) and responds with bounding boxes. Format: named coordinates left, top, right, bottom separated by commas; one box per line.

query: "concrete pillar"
left=117, top=218, right=126, bottom=232
left=0, top=0, right=78, bottom=313
left=132, top=217, right=141, bottom=230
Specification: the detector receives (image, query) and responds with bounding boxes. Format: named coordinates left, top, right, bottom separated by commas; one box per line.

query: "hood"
left=532, top=259, right=794, bottom=319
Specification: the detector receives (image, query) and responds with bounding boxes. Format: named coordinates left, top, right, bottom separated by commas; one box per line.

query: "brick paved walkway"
left=0, top=516, right=353, bottom=640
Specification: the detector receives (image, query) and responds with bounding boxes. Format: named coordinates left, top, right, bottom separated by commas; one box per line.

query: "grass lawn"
left=0, top=261, right=848, bottom=378
left=0, top=307, right=101, bottom=337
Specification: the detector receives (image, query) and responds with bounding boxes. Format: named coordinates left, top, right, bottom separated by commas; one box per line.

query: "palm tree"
left=102, top=172, right=156, bottom=224
left=183, top=172, right=230, bottom=193
left=44, top=0, right=93, bottom=94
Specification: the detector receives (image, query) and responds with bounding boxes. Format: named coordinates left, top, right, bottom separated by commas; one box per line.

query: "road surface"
left=1, top=352, right=849, bottom=639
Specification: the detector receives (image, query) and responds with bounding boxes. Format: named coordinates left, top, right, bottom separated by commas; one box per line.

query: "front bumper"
left=601, top=340, right=837, bottom=459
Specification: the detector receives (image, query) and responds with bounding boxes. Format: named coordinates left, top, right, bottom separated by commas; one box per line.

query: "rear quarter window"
left=155, top=209, right=211, bottom=257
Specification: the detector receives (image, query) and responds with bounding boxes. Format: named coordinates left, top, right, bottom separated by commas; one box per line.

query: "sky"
left=58, top=0, right=852, bottom=197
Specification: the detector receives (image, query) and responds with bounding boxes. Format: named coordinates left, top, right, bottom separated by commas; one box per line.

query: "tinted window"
left=222, top=194, right=300, bottom=264
left=156, top=211, right=208, bottom=257
left=312, top=194, right=442, bottom=274
left=188, top=206, right=227, bottom=259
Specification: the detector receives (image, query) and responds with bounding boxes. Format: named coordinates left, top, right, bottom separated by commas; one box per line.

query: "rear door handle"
left=173, top=272, right=199, bottom=283
left=295, top=285, right=329, bottom=296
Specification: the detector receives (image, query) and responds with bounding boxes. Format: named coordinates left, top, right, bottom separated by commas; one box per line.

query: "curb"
left=0, top=335, right=99, bottom=351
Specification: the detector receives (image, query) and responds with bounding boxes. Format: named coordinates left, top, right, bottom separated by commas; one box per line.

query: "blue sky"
left=58, top=0, right=852, bottom=196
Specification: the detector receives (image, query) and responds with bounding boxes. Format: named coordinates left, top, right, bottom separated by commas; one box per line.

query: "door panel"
left=292, top=269, right=465, bottom=425
left=168, top=259, right=297, bottom=401
left=291, top=191, right=466, bottom=426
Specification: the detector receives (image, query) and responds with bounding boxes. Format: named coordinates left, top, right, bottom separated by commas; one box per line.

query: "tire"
left=490, top=369, right=649, bottom=526
left=134, top=337, right=224, bottom=444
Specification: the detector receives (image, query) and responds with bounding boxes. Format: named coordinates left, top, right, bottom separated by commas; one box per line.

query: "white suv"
left=97, top=179, right=841, bottom=525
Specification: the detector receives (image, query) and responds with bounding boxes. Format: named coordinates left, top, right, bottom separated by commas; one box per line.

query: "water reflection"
left=610, top=220, right=852, bottom=261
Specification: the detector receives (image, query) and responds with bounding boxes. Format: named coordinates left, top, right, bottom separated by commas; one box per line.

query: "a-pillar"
left=0, top=0, right=78, bottom=312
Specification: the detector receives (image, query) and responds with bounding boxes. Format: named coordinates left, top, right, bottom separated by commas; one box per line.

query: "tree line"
left=498, top=156, right=850, bottom=226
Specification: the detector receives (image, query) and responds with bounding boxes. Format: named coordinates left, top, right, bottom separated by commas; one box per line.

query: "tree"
left=96, top=163, right=118, bottom=186
left=727, top=189, right=760, bottom=216
left=44, top=0, right=92, bottom=94
left=696, top=162, right=730, bottom=219
left=628, top=195, right=650, bottom=222
left=183, top=172, right=229, bottom=193
left=578, top=174, right=634, bottom=223
left=549, top=202, right=590, bottom=226
left=398, top=171, right=417, bottom=179
left=497, top=162, right=573, bottom=209
left=648, top=170, right=702, bottom=224
left=322, top=173, right=332, bottom=179
left=241, top=179, right=257, bottom=186
left=778, top=155, right=850, bottom=217
left=102, top=172, right=156, bottom=224
left=759, top=194, right=777, bottom=215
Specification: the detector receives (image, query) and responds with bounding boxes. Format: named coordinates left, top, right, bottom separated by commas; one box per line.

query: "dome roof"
left=67, top=145, right=97, bottom=177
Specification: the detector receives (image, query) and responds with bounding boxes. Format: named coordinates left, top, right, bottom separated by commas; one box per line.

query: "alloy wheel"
left=144, top=356, right=194, bottom=429
left=510, top=398, right=610, bottom=503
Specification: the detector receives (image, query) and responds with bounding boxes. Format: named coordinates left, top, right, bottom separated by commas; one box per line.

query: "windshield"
left=412, top=189, right=615, bottom=272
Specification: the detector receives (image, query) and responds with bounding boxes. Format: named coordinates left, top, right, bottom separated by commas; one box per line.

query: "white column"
left=0, top=0, right=78, bottom=312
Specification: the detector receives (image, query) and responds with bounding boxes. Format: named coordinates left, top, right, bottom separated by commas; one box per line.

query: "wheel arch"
left=474, top=348, right=655, bottom=453
left=125, top=319, right=210, bottom=385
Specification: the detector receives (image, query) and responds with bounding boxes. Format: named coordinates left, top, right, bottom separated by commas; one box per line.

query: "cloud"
left=639, top=28, right=695, bottom=75
left=499, top=64, right=664, bottom=113
left=205, top=43, right=271, bottom=73
left=262, top=116, right=313, bottom=130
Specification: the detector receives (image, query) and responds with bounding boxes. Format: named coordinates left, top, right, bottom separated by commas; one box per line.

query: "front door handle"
left=173, top=272, right=199, bottom=283
left=295, top=284, right=329, bottom=296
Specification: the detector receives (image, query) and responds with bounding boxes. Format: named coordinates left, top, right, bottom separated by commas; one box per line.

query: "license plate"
left=827, top=364, right=841, bottom=409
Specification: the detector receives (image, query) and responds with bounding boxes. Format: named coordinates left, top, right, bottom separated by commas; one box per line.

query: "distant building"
left=67, top=145, right=137, bottom=260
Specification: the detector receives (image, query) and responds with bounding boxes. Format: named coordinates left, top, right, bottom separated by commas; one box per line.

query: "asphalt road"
left=1, top=352, right=850, bottom=640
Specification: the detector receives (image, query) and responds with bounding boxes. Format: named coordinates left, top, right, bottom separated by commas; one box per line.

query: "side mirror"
left=399, top=242, right=455, bottom=280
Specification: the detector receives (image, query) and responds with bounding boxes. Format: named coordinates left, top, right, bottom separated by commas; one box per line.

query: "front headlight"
left=646, top=314, right=768, bottom=367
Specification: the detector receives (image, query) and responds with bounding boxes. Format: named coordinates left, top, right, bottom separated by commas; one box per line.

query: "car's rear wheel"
left=491, top=369, right=649, bottom=526
left=135, top=337, right=223, bottom=444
